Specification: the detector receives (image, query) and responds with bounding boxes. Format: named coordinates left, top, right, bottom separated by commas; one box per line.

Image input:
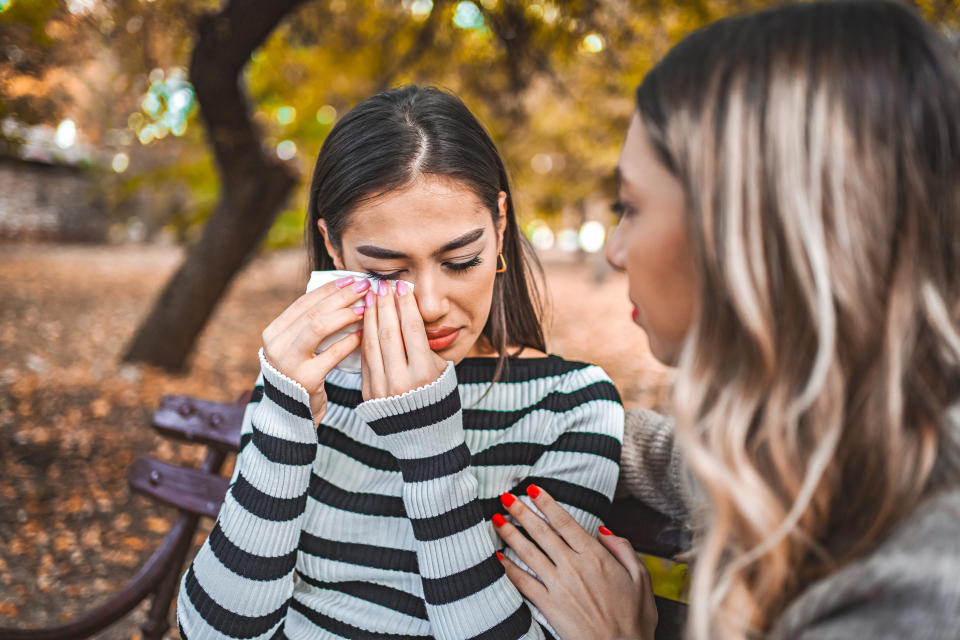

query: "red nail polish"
left=365, top=291, right=374, bottom=306
left=492, top=513, right=506, bottom=528
left=352, top=306, right=365, bottom=316
left=378, top=280, right=388, bottom=296
left=352, top=279, right=371, bottom=293
left=335, top=276, right=355, bottom=288
left=599, top=526, right=614, bottom=536
left=496, top=551, right=504, bottom=562
left=526, top=484, right=541, bottom=499
left=500, top=492, right=515, bottom=508
left=396, top=280, right=408, bottom=296
left=356, top=329, right=363, bottom=337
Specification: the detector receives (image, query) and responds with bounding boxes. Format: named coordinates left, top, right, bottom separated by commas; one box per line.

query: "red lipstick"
left=426, top=327, right=460, bottom=351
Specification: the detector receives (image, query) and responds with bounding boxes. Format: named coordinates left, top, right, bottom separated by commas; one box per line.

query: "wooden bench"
left=0, top=393, right=688, bottom=640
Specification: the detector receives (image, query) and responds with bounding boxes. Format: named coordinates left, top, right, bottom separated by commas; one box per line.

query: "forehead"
left=617, top=113, right=660, bottom=189
left=341, top=176, right=492, bottom=248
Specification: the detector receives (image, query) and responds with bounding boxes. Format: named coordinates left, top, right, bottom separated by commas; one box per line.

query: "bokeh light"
left=132, top=67, right=195, bottom=145
left=526, top=220, right=555, bottom=251
left=112, top=152, right=129, bottom=173
left=582, top=33, right=604, bottom=53
left=557, top=228, right=579, bottom=252
left=410, top=0, right=433, bottom=20
left=454, top=1, right=484, bottom=29
left=316, top=105, right=337, bottom=125
left=276, top=140, right=297, bottom=160
left=67, top=0, right=96, bottom=15
left=578, top=221, right=606, bottom=253
left=531, top=153, right=553, bottom=175
left=276, top=107, right=296, bottom=125
left=56, top=119, right=77, bottom=149
left=0, top=0, right=13, bottom=14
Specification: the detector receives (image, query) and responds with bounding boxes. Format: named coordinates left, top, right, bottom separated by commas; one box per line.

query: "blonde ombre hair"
left=635, top=2, right=960, bottom=637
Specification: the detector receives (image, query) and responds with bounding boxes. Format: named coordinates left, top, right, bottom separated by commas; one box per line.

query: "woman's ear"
left=496, top=191, right=508, bottom=250
left=317, top=219, right=344, bottom=270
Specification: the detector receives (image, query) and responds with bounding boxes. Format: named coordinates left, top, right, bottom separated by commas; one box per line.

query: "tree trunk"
left=123, top=0, right=307, bottom=371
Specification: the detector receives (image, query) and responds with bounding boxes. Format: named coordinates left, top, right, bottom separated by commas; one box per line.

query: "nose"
left=412, top=270, right=450, bottom=325
left=605, top=221, right=626, bottom=272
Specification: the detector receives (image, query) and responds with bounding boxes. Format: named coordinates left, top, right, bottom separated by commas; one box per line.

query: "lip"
left=426, top=327, right=460, bottom=351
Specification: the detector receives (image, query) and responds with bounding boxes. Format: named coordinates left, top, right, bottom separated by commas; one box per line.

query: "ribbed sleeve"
left=616, top=408, right=693, bottom=521
left=176, top=349, right=317, bottom=639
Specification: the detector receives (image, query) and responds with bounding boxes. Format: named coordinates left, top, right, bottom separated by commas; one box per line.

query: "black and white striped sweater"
left=177, top=349, right=624, bottom=640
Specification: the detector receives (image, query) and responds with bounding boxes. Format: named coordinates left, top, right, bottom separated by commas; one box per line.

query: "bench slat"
left=152, top=395, right=245, bottom=451
left=128, top=456, right=229, bottom=519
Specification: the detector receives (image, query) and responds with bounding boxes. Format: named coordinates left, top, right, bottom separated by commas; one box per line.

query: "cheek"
left=461, top=264, right=497, bottom=324
left=625, top=221, right=697, bottom=343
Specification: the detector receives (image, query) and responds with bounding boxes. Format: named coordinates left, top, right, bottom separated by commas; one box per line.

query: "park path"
left=0, top=244, right=671, bottom=638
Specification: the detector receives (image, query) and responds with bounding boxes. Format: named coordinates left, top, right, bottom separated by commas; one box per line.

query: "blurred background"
left=1, top=0, right=958, bottom=637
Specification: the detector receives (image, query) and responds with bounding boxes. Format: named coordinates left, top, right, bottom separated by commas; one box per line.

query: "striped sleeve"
left=354, top=362, right=623, bottom=640
left=176, top=348, right=318, bottom=640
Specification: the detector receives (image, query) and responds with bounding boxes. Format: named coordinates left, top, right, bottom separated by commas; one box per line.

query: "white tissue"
left=306, top=270, right=414, bottom=374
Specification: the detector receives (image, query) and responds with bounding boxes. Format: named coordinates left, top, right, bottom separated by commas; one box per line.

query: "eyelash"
left=611, top=201, right=633, bottom=220
left=367, top=256, right=483, bottom=280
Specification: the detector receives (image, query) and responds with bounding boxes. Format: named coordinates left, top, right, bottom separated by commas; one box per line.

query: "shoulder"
left=772, top=486, right=960, bottom=639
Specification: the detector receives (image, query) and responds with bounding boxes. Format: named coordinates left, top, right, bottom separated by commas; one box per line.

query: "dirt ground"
left=0, top=244, right=673, bottom=639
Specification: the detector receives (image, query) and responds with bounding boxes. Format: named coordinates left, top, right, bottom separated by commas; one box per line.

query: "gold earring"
left=495, top=251, right=507, bottom=274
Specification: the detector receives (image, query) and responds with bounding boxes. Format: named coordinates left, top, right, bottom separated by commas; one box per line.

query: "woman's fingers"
left=492, top=510, right=558, bottom=581
left=522, top=485, right=596, bottom=554
left=498, top=552, right=549, bottom=605
left=497, top=490, right=574, bottom=566
left=395, top=281, right=431, bottom=365
left=291, top=307, right=365, bottom=359
left=361, top=290, right=387, bottom=399
left=264, top=277, right=369, bottom=344
left=310, top=330, right=362, bottom=379
left=597, top=528, right=646, bottom=585
left=374, top=280, right=408, bottom=390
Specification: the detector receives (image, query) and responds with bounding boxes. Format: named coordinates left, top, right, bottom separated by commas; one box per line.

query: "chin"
left=647, top=335, right=680, bottom=367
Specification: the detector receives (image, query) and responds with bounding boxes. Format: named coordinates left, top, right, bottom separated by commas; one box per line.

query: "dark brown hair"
left=306, top=86, right=545, bottom=376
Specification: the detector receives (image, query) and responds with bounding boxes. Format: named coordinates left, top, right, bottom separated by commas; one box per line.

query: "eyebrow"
left=355, top=227, right=486, bottom=260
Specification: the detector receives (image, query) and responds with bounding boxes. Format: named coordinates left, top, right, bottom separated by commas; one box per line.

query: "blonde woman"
left=493, top=1, right=960, bottom=639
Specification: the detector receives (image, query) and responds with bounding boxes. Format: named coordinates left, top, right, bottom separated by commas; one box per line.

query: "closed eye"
left=366, top=270, right=401, bottom=280
left=445, top=256, right=482, bottom=272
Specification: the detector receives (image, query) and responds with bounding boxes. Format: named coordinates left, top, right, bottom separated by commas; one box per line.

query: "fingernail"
left=496, top=551, right=504, bottom=563
left=365, top=291, right=375, bottom=306
left=492, top=513, right=506, bottom=528
left=335, top=276, right=355, bottom=288
left=352, top=279, right=371, bottom=293
left=396, top=280, right=408, bottom=296
left=526, top=484, right=541, bottom=499
left=599, top=526, right=613, bottom=536
left=500, top=492, right=515, bottom=508
left=378, top=280, right=388, bottom=296
left=352, top=306, right=365, bottom=316
left=356, top=329, right=363, bottom=337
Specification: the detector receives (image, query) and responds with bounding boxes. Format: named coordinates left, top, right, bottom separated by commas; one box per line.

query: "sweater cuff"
left=255, top=347, right=317, bottom=444
left=354, top=362, right=463, bottom=459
